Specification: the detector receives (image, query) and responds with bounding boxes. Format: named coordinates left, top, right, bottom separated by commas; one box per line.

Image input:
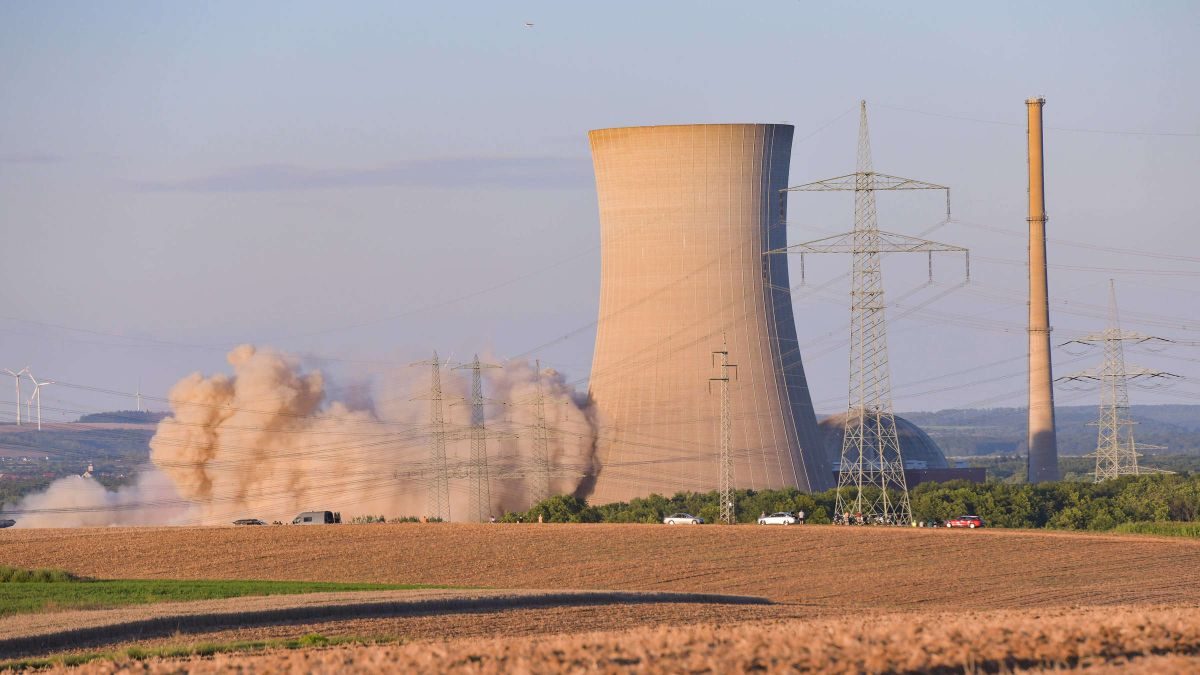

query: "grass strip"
left=0, top=633, right=388, bottom=671
left=0, top=568, right=446, bottom=617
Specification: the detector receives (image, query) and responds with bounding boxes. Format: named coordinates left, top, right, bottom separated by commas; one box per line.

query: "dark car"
left=233, top=518, right=267, bottom=526
left=0, top=519, right=15, bottom=529
left=946, top=515, right=984, bottom=529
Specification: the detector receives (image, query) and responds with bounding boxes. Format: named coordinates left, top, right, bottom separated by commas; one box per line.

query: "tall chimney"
left=1026, top=97, right=1059, bottom=482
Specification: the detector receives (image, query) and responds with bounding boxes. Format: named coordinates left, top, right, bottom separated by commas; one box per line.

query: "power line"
left=877, top=103, right=1200, bottom=138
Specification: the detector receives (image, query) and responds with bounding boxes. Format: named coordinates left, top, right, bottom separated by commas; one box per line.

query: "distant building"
left=820, top=412, right=984, bottom=486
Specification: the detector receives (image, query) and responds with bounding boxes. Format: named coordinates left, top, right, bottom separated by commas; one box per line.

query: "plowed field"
left=2, top=524, right=1198, bottom=610
left=21, top=606, right=1200, bottom=674
left=4, top=524, right=1200, bottom=671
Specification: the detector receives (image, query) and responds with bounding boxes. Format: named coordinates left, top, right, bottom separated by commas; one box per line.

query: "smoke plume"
left=8, top=345, right=598, bottom=527
left=8, top=470, right=192, bottom=528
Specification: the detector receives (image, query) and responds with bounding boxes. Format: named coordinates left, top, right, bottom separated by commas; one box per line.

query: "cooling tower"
left=586, top=123, right=834, bottom=504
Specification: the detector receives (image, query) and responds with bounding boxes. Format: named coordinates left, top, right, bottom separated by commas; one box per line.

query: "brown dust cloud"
left=11, top=345, right=599, bottom=526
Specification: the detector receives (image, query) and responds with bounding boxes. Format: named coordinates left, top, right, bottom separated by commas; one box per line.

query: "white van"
left=293, top=511, right=341, bottom=525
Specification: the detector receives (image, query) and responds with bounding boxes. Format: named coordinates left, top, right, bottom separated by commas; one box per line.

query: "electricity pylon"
left=1058, top=281, right=1179, bottom=481
left=530, top=360, right=552, bottom=506
left=509, top=360, right=564, bottom=507
left=410, top=351, right=451, bottom=521
left=709, top=340, right=737, bottom=524
left=453, top=355, right=502, bottom=522
left=769, top=100, right=968, bottom=525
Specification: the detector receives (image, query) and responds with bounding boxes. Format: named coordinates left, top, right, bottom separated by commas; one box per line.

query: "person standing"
left=797, top=509, right=806, bottom=525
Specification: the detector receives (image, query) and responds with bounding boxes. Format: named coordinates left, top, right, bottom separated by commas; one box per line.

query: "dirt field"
left=3, top=524, right=1199, bottom=671
left=18, top=606, right=1200, bottom=674
left=2, top=523, right=1198, bottom=610
left=0, top=589, right=767, bottom=659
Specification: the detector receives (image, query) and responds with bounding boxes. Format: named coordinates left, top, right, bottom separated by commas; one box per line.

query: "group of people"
left=833, top=512, right=909, bottom=526
left=487, top=514, right=545, bottom=523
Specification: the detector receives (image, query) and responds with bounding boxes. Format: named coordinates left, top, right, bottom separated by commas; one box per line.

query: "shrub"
left=1112, top=521, right=1200, bottom=537
left=0, top=565, right=79, bottom=583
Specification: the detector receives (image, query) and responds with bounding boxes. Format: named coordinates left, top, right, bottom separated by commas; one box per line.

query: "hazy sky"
left=2, top=0, right=1199, bottom=422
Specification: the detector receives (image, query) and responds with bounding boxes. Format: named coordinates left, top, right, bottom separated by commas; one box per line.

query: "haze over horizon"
left=3, top=1, right=1199, bottom=421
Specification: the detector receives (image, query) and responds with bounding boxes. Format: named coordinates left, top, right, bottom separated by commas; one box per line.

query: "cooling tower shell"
left=586, top=123, right=833, bottom=504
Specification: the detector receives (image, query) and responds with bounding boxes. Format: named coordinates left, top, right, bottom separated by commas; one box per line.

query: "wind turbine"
left=136, top=378, right=144, bottom=413
left=3, top=367, right=29, bottom=425
left=25, top=371, right=54, bottom=431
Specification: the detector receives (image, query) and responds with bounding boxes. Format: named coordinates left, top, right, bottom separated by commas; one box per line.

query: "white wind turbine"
left=25, top=371, right=54, bottom=431
left=3, top=367, right=29, bottom=425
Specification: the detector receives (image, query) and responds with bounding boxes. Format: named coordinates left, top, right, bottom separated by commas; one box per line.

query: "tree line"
left=504, top=472, right=1200, bottom=531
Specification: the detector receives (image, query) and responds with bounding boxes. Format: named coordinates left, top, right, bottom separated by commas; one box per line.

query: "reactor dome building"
left=818, top=412, right=951, bottom=471
left=585, top=123, right=834, bottom=504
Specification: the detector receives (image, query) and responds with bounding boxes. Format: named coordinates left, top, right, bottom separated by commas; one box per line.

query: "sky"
left=2, top=0, right=1199, bottom=423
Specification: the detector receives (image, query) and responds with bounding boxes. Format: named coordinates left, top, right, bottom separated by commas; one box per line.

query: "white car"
left=758, top=512, right=797, bottom=525
left=663, top=513, right=703, bottom=525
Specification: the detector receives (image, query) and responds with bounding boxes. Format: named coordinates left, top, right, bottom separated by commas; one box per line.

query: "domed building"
left=818, top=412, right=950, bottom=471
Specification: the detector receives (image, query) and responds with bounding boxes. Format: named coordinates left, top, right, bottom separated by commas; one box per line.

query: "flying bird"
left=524, top=22, right=534, bottom=28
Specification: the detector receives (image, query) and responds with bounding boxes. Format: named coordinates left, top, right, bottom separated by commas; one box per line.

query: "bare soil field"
left=0, top=589, right=766, bottom=658
left=4, top=524, right=1200, bottom=671
left=2, top=523, right=1198, bottom=610
left=16, top=605, right=1200, bottom=674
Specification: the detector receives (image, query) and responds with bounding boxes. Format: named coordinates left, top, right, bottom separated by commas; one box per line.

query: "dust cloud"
left=7, top=345, right=598, bottom=527
left=7, top=470, right=192, bottom=528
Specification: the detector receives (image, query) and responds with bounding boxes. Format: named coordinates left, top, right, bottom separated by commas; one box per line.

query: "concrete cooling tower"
left=586, top=123, right=834, bottom=504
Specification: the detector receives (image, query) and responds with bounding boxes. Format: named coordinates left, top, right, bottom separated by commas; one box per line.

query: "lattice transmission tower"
left=529, top=360, right=552, bottom=506
left=1059, top=281, right=1179, bottom=481
left=453, top=355, right=502, bottom=522
left=770, top=100, right=968, bottom=525
left=709, top=340, right=737, bottom=524
left=410, top=351, right=450, bottom=521
left=509, top=359, right=567, bottom=508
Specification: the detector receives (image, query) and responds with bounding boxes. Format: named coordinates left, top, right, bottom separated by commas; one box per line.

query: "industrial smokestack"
left=1026, top=97, right=1059, bottom=482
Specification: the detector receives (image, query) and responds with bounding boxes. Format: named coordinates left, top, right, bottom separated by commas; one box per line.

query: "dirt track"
left=2, top=523, right=1198, bottom=611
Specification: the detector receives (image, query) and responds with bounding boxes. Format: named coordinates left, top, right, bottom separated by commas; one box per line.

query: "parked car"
left=946, top=515, right=984, bottom=529
left=758, top=512, right=797, bottom=525
left=232, top=518, right=266, bottom=526
left=663, top=513, right=703, bottom=525
left=0, top=519, right=15, bottom=529
left=293, top=511, right=342, bottom=525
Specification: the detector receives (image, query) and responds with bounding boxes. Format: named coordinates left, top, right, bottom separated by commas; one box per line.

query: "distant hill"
left=900, top=405, right=1200, bottom=457
left=77, top=411, right=169, bottom=424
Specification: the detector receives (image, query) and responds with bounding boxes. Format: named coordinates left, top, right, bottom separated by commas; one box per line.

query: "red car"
left=946, top=515, right=984, bottom=529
